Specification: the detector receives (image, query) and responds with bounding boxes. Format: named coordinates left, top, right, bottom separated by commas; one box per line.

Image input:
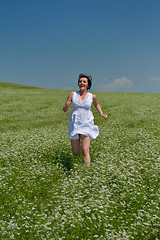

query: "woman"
left=63, top=73, right=107, bottom=169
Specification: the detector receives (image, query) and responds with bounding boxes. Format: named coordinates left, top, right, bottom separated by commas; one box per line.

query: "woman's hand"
left=101, top=114, right=108, bottom=120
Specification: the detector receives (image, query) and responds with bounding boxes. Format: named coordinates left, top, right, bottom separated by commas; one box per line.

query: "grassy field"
left=0, top=82, right=160, bottom=239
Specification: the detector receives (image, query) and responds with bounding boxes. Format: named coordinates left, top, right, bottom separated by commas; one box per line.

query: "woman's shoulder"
left=91, top=93, right=97, bottom=99
left=66, top=91, right=75, bottom=102
left=69, top=91, right=75, bottom=97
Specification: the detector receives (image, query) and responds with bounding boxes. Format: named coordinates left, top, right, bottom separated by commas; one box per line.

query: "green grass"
left=0, top=82, right=160, bottom=239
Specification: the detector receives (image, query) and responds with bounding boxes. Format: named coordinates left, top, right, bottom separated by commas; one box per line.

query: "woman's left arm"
left=92, top=94, right=108, bottom=120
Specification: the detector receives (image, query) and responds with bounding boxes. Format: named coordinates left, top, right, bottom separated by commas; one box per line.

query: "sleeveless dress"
left=68, top=91, right=99, bottom=140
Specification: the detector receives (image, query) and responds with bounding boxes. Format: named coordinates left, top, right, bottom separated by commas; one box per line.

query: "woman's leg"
left=80, top=135, right=91, bottom=168
left=71, top=138, right=82, bottom=156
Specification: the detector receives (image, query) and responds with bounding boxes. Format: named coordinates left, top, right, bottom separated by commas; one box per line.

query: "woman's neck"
left=79, top=89, right=87, bottom=96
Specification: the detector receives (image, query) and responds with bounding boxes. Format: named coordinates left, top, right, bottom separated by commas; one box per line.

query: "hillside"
left=0, top=82, right=160, bottom=239
left=0, top=82, right=70, bottom=132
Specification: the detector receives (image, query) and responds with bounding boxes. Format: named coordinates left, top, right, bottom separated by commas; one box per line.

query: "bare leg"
left=71, top=138, right=82, bottom=156
left=80, top=135, right=91, bottom=169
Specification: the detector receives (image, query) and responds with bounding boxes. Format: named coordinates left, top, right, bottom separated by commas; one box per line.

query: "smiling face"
left=78, top=77, right=89, bottom=91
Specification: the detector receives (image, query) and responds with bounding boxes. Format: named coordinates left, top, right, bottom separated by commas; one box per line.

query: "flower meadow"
left=0, top=82, right=160, bottom=239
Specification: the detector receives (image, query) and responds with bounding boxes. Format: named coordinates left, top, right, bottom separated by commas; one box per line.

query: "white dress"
left=68, top=91, right=99, bottom=140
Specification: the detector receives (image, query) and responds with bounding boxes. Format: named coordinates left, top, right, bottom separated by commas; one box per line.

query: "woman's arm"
left=63, top=91, right=74, bottom=112
left=92, top=94, right=108, bottom=120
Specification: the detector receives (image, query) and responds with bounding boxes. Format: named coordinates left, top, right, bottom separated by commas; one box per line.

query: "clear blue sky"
left=0, top=0, right=160, bottom=93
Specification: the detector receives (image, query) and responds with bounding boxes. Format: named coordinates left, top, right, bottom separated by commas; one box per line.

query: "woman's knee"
left=82, top=146, right=89, bottom=156
left=71, top=139, right=81, bottom=156
left=72, top=148, right=80, bottom=156
left=73, top=151, right=80, bottom=156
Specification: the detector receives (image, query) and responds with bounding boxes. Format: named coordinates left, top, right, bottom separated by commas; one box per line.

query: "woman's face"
left=78, top=77, right=88, bottom=91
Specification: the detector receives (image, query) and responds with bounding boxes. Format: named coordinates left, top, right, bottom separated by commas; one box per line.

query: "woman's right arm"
left=63, top=91, right=74, bottom=112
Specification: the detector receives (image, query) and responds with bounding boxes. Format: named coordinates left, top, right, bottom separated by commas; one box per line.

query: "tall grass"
left=0, top=82, right=160, bottom=239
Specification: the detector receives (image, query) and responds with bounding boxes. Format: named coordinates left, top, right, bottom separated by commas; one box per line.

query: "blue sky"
left=0, top=0, right=160, bottom=93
